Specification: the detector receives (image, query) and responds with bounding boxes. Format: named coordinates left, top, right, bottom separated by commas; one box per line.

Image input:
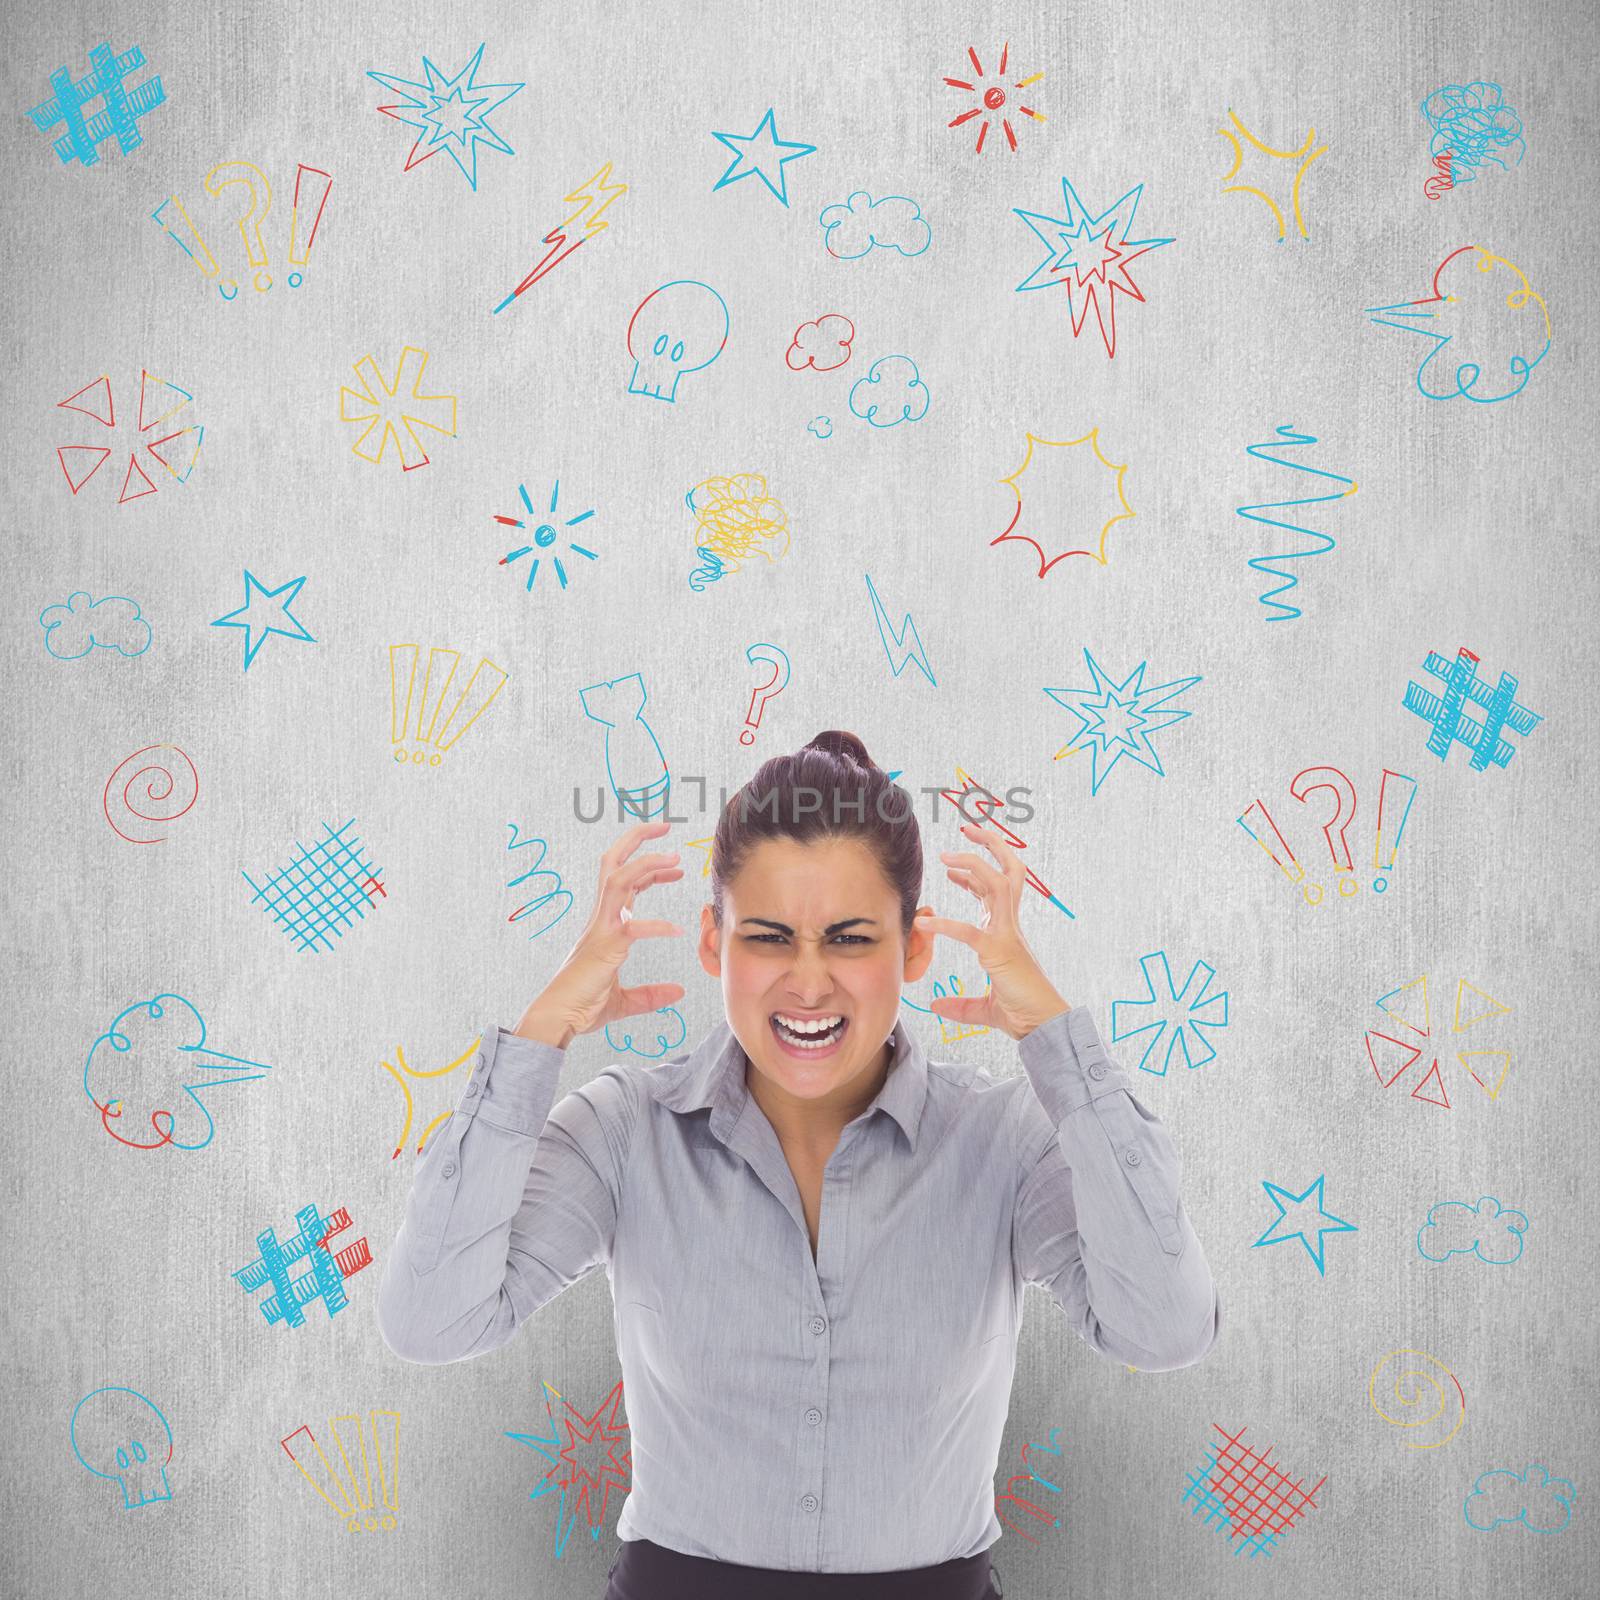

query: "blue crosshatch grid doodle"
left=25, top=43, right=166, bottom=167
left=239, top=818, right=385, bottom=952
left=231, top=1202, right=350, bottom=1329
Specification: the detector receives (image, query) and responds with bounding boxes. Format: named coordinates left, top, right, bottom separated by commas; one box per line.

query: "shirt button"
left=810, top=1316, right=826, bottom=1335
left=1124, top=1150, right=1141, bottom=1167
left=442, top=1162, right=457, bottom=1178
left=465, top=1082, right=480, bottom=1097
left=801, top=1494, right=818, bottom=1512
left=1088, top=1063, right=1106, bottom=1081
left=805, top=1408, right=822, bottom=1425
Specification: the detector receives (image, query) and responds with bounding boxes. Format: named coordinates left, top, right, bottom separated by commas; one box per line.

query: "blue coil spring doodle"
left=1237, top=425, right=1357, bottom=621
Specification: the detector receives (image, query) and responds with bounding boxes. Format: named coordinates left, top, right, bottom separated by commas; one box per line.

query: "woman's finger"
left=601, top=853, right=683, bottom=916
left=619, top=917, right=685, bottom=939
left=959, top=822, right=1027, bottom=886
left=599, top=819, right=673, bottom=882
left=913, top=909, right=983, bottom=949
left=615, top=981, right=688, bottom=1017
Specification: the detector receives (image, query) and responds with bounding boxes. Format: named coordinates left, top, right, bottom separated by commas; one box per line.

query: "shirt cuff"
left=467, top=1026, right=568, bottom=1136
left=1016, top=1005, right=1135, bottom=1125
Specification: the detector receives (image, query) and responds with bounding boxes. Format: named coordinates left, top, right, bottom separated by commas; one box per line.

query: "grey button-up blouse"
left=375, top=1003, right=1223, bottom=1572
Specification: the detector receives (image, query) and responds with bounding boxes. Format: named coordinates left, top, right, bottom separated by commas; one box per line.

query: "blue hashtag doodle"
left=241, top=818, right=385, bottom=953
left=232, top=1203, right=350, bottom=1329
left=25, top=43, right=166, bottom=168
left=1402, top=645, right=1542, bottom=772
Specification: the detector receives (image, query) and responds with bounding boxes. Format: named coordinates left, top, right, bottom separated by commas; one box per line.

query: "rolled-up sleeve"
left=375, top=1026, right=637, bottom=1365
left=1010, top=1005, right=1223, bottom=1372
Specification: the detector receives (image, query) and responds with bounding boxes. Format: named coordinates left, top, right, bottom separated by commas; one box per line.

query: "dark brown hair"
left=709, top=730, right=923, bottom=937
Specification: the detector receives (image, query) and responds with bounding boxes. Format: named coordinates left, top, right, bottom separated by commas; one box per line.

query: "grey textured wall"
left=7, top=1, right=1596, bottom=1596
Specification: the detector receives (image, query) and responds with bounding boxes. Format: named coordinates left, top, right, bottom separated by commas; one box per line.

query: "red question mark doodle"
left=1290, top=765, right=1358, bottom=903
left=103, top=744, right=200, bottom=843
left=739, top=643, right=791, bottom=746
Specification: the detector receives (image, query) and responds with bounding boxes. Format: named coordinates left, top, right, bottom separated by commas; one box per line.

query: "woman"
left=376, top=730, right=1224, bottom=1598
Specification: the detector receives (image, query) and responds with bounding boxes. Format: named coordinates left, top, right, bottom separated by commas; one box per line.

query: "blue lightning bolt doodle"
left=210, top=571, right=316, bottom=670
left=26, top=43, right=166, bottom=168
left=864, top=572, right=937, bottom=686
left=492, top=162, right=628, bottom=314
left=1014, top=176, right=1174, bottom=357
left=367, top=45, right=523, bottom=190
left=1401, top=646, right=1542, bottom=772
left=232, top=1203, right=356, bottom=1328
left=1044, top=650, right=1202, bottom=795
left=1110, top=952, right=1230, bottom=1074
left=1252, top=1175, right=1359, bottom=1276
left=710, top=107, right=816, bottom=207
left=240, top=819, right=386, bottom=952
left=1237, top=426, right=1357, bottom=621
left=493, top=480, right=599, bottom=592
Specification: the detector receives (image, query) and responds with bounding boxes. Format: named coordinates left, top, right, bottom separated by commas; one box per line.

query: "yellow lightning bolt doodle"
left=1217, top=109, right=1327, bottom=242
left=493, top=162, right=628, bottom=313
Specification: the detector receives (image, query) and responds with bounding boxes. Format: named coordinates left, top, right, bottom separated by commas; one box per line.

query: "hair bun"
left=804, top=729, right=876, bottom=769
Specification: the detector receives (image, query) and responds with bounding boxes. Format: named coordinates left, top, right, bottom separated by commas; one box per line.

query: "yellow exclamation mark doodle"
left=1370, top=768, right=1419, bottom=894
left=388, top=644, right=509, bottom=767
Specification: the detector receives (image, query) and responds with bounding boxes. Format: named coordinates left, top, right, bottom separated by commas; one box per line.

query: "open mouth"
left=769, top=1013, right=850, bottom=1057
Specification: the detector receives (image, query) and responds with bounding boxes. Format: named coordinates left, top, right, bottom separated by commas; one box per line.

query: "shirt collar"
left=641, top=1013, right=930, bottom=1153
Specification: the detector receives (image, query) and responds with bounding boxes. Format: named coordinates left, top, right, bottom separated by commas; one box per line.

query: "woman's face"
left=698, top=835, right=935, bottom=1128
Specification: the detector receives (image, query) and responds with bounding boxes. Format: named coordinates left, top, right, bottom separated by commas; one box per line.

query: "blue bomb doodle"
left=606, top=1008, right=688, bottom=1059
left=579, top=672, right=670, bottom=821
left=1252, top=1174, right=1359, bottom=1277
left=389, top=643, right=508, bottom=765
left=865, top=572, right=937, bottom=686
left=1014, top=175, right=1174, bottom=358
left=506, top=1379, right=631, bottom=1558
left=69, top=1387, right=174, bottom=1510
left=54, top=369, right=202, bottom=504
left=1416, top=1195, right=1530, bottom=1265
left=83, top=992, right=272, bottom=1151
left=1180, top=1423, right=1326, bottom=1554
left=627, top=280, right=729, bottom=402
left=504, top=825, right=576, bottom=941
left=848, top=354, right=930, bottom=428
left=1463, top=1463, right=1578, bottom=1534
left=210, top=570, right=315, bottom=671
left=1044, top=649, right=1201, bottom=796
left=1402, top=645, right=1542, bottom=772
left=710, top=107, right=815, bottom=207
left=1365, top=246, right=1551, bottom=404
left=1215, top=108, right=1328, bottom=243
left=1421, top=82, right=1526, bottom=189
left=26, top=42, right=165, bottom=168
left=492, top=477, right=599, bottom=593
left=240, top=818, right=387, bottom=953
left=1110, top=952, right=1230, bottom=1075
left=281, top=1410, right=400, bottom=1532
left=367, top=44, right=524, bottom=189
left=232, top=1203, right=373, bottom=1329
left=1366, top=974, right=1515, bottom=1111
left=818, top=192, right=931, bottom=258
left=40, top=592, right=151, bottom=660
left=1238, top=425, right=1357, bottom=622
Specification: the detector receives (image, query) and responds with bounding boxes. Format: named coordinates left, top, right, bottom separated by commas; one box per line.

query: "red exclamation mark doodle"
left=287, top=164, right=334, bottom=288
left=1371, top=768, right=1419, bottom=893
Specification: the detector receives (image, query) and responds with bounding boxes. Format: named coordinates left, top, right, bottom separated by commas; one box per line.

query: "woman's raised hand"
left=513, top=820, right=686, bottom=1048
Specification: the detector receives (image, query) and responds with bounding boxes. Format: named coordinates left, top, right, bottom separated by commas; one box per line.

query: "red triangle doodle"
left=1364, top=1029, right=1422, bottom=1089
left=57, top=445, right=113, bottom=493
left=118, top=453, right=159, bottom=503
left=58, top=375, right=115, bottom=427
left=1409, top=1058, right=1451, bottom=1109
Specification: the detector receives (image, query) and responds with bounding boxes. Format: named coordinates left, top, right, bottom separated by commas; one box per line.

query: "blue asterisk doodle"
left=1044, top=650, right=1201, bottom=795
left=1111, top=952, right=1229, bottom=1074
left=1252, top=1174, right=1358, bottom=1276
left=210, top=570, right=315, bottom=671
left=367, top=44, right=524, bottom=190
left=710, top=107, right=816, bottom=207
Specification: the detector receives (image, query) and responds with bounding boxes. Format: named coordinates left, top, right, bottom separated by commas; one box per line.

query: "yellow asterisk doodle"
left=1217, top=109, right=1327, bottom=242
left=339, top=346, right=458, bottom=471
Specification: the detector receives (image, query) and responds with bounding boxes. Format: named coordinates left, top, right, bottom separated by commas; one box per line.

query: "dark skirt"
left=603, top=1536, right=1001, bottom=1599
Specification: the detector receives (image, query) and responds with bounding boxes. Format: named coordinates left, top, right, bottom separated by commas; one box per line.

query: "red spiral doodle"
left=103, top=743, right=200, bottom=843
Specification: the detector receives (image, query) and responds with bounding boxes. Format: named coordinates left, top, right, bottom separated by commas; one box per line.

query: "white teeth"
left=772, top=1014, right=846, bottom=1049
left=774, top=1013, right=843, bottom=1034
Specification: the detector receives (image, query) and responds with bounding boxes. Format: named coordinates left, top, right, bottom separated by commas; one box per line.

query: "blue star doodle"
left=210, top=571, right=315, bottom=671
left=1044, top=650, right=1202, bottom=795
left=1401, top=645, right=1542, bottom=772
left=1252, top=1174, right=1358, bottom=1277
left=1014, top=176, right=1174, bottom=358
left=367, top=44, right=524, bottom=190
left=1111, top=952, right=1230, bottom=1075
left=710, top=107, right=816, bottom=207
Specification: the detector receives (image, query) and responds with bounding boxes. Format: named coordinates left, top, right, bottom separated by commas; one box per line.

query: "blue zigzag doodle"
left=864, top=572, right=936, bottom=686
left=1237, top=426, right=1357, bottom=621
left=505, top=824, right=575, bottom=939
left=1110, top=952, right=1230, bottom=1074
left=605, top=1007, right=687, bottom=1059
left=578, top=672, right=670, bottom=819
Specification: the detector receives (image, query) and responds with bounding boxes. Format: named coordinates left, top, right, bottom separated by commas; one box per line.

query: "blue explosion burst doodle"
left=1110, top=952, right=1230, bottom=1074
left=1044, top=650, right=1202, bottom=795
left=367, top=44, right=524, bottom=190
left=1421, top=82, right=1526, bottom=184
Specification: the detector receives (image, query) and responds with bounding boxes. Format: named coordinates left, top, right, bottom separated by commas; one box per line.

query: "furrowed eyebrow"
left=738, top=917, right=878, bottom=935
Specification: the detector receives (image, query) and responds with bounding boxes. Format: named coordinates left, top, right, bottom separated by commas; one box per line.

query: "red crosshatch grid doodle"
left=1205, top=1423, right=1326, bottom=1552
